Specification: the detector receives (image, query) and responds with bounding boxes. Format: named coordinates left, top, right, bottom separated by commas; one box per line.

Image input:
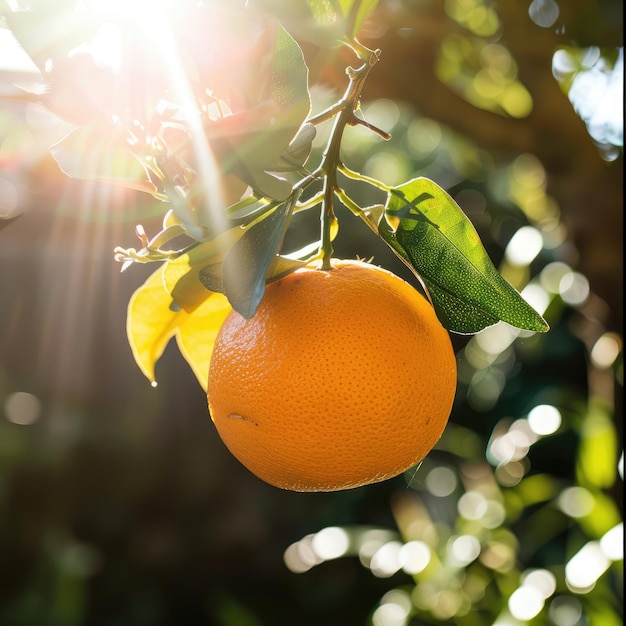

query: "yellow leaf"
left=163, top=227, right=244, bottom=312
left=127, top=265, right=231, bottom=386
left=176, top=292, right=232, bottom=391
left=127, top=267, right=182, bottom=384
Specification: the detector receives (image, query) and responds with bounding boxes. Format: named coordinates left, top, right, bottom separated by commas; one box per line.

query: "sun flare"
left=80, top=0, right=177, bottom=72
left=82, top=0, right=230, bottom=235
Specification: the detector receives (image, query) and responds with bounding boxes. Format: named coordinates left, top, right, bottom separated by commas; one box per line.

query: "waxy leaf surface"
left=381, top=178, right=549, bottom=334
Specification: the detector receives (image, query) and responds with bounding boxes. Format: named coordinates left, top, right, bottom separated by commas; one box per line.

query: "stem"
left=294, top=189, right=325, bottom=213
left=334, top=187, right=362, bottom=216
left=343, top=37, right=380, bottom=65
left=307, top=100, right=349, bottom=126
left=316, top=44, right=381, bottom=269
left=348, top=115, right=392, bottom=140
left=339, top=163, right=391, bottom=192
left=320, top=165, right=340, bottom=270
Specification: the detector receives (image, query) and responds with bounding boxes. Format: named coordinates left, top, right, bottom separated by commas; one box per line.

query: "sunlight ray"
left=84, top=0, right=229, bottom=238
left=148, top=14, right=229, bottom=238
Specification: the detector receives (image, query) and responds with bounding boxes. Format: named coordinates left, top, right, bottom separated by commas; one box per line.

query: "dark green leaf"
left=380, top=177, right=549, bottom=334
left=266, top=255, right=308, bottom=282
left=223, top=25, right=310, bottom=200
left=219, top=193, right=300, bottom=318
left=164, top=227, right=247, bottom=312
left=198, top=263, right=224, bottom=295
left=273, top=123, right=316, bottom=172
left=198, top=254, right=306, bottom=300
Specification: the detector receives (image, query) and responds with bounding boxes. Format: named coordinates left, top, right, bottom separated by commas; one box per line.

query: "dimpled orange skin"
left=207, top=259, right=457, bottom=492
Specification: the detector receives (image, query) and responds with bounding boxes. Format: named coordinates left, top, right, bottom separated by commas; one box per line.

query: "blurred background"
left=0, top=0, right=623, bottom=625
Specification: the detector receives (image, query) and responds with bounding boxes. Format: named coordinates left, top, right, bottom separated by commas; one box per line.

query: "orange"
left=207, top=258, right=457, bottom=492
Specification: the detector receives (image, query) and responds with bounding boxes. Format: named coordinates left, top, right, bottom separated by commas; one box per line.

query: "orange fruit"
left=207, top=258, right=457, bottom=492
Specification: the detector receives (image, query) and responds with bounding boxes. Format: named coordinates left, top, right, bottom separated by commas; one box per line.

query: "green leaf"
left=164, top=196, right=306, bottom=318
left=270, top=25, right=310, bottom=115
left=304, top=0, right=378, bottom=38
left=266, top=254, right=309, bottom=281
left=337, top=0, right=379, bottom=36
left=51, top=125, right=164, bottom=198
left=380, top=177, right=549, bottom=334
left=249, top=0, right=346, bottom=48
left=273, top=122, right=316, bottom=172
left=226, top=196, right=273, bottom=223
left=198, top=253, right=308, bottom=299
left=218, top=194, right=300, bottom=318
left=163, top=227, right=247, bottom=313
left=304, top=0, right=340, bottom=23
left=127, top=265, right=230, bottom=388
left=226, top=25, right=310, bottom=200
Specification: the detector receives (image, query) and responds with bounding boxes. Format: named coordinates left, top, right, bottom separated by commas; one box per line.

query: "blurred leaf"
left=305, top=0, right=338, bottom=22
left=380, top=178, right=550, bottom=334
left=249, top=0, right=343, bottom=47
left=578, top=491, right=622, bottom=538
left=127, top=266, right=229, bottom=385
left=514, top=474, right=560, bottom=507
left=577, top=402, right=618, bottom=490
left=435, top=424, right=483, bottom=459
left=586, top=600, right=623, bottom=626
left=220, top=194, right=300, bottom=318
left=3, top=9, right=98, bottom=72
left=51, top=126, right=164, bottom=198
left=269, top=25, right=310, bottom=114
left=212, top=595, right=264, bottom=626
left=337, top=0, right=379, bottom=36
left=304, top=0, right=378, bottom=38
left=225, top=25, right=310, bottom=200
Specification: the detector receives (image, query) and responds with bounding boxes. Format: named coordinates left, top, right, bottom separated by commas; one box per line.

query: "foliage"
left=2, top=0, right=548, bottom=385
left=0, top=0, right=622, bottom=625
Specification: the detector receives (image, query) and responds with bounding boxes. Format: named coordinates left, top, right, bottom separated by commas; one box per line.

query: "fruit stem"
left=320, top=169, right=336, bottom=270
left=317, top=44, right=381, bottom=270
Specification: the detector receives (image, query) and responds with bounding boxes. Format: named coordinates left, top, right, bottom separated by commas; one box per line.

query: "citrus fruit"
left=207, top=258, right=457, bottom=492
